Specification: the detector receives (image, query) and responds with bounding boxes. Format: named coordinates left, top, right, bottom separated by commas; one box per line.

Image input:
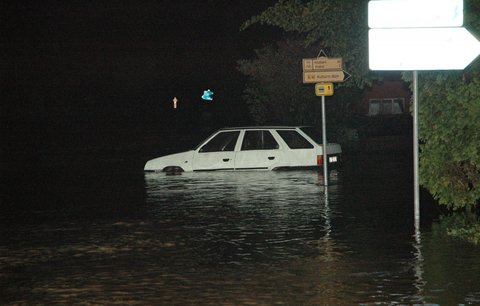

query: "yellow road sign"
left=315, top=83, right=334, bottom=96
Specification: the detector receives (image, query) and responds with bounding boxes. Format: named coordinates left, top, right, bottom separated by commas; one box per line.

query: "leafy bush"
left=414, top=73, right=480, bottom=210
left=433, top=212, right=480, bottom=246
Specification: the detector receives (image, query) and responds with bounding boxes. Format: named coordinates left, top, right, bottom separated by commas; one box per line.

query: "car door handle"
left=223, top=158, right=230, bottom=162
left=268, top=156, right=275, bottom=160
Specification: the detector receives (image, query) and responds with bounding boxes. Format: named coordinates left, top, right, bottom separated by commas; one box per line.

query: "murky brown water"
left=1, top=155, right=479, bottom=305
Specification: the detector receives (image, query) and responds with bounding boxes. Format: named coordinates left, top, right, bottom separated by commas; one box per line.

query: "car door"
left=192, top=131, right=240, bottom=171
left=234, top=130, right=282, bottom=170
left=275, top=129, right=317, bottom=167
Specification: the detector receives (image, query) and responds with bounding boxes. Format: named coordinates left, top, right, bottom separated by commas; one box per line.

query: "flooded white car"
left=144, top=126, right=342, bottom=173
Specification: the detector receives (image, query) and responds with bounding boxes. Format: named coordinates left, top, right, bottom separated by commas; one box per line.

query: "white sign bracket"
left=342, top=70, right=352, bottom=82
left=317, top=49, right=329, bottom=58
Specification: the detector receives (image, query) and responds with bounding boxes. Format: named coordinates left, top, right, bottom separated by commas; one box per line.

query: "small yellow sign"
left=315, top=83, right=334, bottom=96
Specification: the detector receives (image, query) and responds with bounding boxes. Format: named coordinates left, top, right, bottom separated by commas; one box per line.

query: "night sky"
left=3, top=1, right=281, bottom=108
left=2, top=1, right=282, bottom=167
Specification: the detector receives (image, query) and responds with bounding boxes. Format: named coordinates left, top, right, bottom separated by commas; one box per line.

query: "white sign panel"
left=369, top=27, right=480, bottom=70
left=368, top=0, right=463, bottom=28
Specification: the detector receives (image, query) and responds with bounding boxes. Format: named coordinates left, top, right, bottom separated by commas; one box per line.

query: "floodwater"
left=1, top=153, right=479, bottom=305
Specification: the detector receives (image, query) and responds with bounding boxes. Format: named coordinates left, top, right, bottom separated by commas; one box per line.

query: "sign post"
left=314, top=83, right=334, bottom=186
left=413, top=71, right=419, bottom=226
left=321, top=95, right=328, bottom=185
left=368, top=0, right=480, bottom=231
left=303, top=55, right=346, bottom=186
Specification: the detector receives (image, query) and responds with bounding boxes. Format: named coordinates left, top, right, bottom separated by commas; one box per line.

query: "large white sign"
left=368, top=0, right=463, bottom=28
left=368, top=0, right=480, bottom=71
left=369, top=27, right=480, bottom=70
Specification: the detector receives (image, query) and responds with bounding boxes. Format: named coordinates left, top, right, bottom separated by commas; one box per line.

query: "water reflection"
left=144, top=170, right=354, bottom=304
left=144, top=171, right=341, bottom=266
left=142, top=170, right=418, bottom=304
left=2, top=164, right=479, bottom=305
left=412, top=223, right=426, bottom=304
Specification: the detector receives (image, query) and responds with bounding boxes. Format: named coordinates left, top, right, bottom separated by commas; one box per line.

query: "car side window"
left=241, top=130, right=279, bottom=151
left=276, top=130, right=314, bottom=149
left=199, top=131, right=240, bottom=153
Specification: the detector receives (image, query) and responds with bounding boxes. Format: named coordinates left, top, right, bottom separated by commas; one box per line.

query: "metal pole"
left=413, top=71, right=420, bottom=226
left=321, top=95, right=329, bottom=186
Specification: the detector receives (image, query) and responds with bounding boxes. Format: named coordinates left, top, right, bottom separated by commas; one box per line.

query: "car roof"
left=219, top=126, right=309, bottom=131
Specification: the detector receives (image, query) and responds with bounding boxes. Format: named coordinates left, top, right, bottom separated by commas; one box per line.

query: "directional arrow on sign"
left=369, top=27, right=480, bottom=70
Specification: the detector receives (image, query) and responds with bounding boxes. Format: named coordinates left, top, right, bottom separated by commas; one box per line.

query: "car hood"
left=144, top=150, right=195, bottom=172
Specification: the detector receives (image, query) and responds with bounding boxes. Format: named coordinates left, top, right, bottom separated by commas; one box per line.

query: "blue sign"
left=201, top=89, right=214, bottom=101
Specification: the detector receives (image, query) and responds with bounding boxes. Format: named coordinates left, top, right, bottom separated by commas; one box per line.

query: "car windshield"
left=300, top=127, right=323, bottom=144
left=193, top=130, right=220, bottom=150
left=199, top=131, right=240, bottom=152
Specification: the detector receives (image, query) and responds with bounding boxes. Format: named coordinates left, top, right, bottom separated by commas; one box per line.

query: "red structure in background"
left=348, top=79, right=412, bottom=116
left=345, top=77, right=413, bottom=151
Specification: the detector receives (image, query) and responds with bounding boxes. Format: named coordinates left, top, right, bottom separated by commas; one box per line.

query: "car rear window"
left=299, top=127, right=322, bottom=144
left=276, top=130, right=314, bottom=149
